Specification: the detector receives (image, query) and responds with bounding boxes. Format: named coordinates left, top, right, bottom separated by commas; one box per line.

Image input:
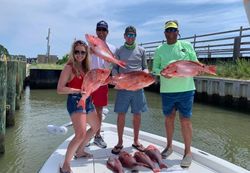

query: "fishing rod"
left=47, top=108, right=109, bottom=135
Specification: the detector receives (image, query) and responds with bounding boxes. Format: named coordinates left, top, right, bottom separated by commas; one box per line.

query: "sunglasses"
left=96, top=28, right=108, bottom=32
left=126, top=33, right=136, bottom=38
left=165, top=28, right=178, bottom=33
left=74, top=50, right=86, bottom=56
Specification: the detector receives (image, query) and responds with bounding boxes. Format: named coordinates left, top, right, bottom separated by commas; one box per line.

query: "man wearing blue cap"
left=90, top=20, right=116, bottom=148
left=152, top=20, right=198, bottom=168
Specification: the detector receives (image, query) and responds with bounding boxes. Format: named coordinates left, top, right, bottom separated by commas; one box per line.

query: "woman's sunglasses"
left=74, top=50, right=86, bottom=56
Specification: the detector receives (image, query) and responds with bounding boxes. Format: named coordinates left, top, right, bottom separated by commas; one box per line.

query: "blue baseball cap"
left=96, top=20, right=108, bottom=30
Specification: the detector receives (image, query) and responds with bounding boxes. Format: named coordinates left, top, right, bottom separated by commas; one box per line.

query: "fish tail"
left=205, top=65, right=217, bottom=75
left=153, top=168, right=161, bottom=173
left=77, top=97, right=86, bottom=109
left=159, top=162, right=168, bottom=169
left=102, top=76, right=112, bottom=85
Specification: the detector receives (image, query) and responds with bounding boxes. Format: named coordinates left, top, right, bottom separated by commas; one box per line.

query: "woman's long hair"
left=67, top=40, right=90, bottom=75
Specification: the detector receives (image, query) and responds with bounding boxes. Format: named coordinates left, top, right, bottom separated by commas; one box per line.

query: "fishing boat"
left=39, top=122, right=249, bottom=173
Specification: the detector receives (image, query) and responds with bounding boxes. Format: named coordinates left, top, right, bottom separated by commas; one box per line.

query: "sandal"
left=111, top=145, right=123, bottom=155
left=74, top=151, right=93, bottom=159
left=132, top=144, right=145, bottom=152
left=59, top=167, right=72, bottom=173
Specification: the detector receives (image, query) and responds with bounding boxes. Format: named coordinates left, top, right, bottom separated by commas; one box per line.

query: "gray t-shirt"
left=112, top=45, right=148, bottom=75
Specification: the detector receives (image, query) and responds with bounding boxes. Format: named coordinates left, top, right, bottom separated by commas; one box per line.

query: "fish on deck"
left=118, top=151, right=143, bottom=169
left=145, top=145, right=168, bottom=169
left=134, top=151, right=161, bottom=173
left=106, top=157, right=124, bottom=173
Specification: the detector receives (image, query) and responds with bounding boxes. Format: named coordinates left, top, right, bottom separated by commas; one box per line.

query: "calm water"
left=0, top=87, right=249, bottom=173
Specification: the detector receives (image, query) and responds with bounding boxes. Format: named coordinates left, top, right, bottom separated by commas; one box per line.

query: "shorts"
left=67, top=93, right=94, bottom=116
left=91, top=85, right=108, bottom=107
left=161, top=90, right=195, bottom=118
left=114, top=89, right=148, bottom=114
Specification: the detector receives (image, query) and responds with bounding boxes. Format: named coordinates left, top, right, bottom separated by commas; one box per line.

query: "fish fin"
left=117, top=60, right=127, bottom=69
left=137, top=162, right=148, bottom=168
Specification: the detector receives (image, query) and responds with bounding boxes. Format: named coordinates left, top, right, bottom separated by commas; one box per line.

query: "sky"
left=0, top=0, right=249, bottom=59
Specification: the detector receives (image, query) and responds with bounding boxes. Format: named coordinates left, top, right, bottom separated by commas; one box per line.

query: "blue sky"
left=0, top=0, right=249, bottom=58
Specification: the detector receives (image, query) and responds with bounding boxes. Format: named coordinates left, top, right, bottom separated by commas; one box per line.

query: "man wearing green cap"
left=152, top=20, right=198, bottom=168
left=111, top=26, right=149, bottom=154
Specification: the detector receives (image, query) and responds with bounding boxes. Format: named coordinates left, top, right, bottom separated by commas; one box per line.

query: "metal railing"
left=139, top=26, right=250, bottom=62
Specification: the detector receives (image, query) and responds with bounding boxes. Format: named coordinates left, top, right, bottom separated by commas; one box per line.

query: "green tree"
left=57, top=54, right=69, bottom=65
left=0, top=44, right=10, bottom=57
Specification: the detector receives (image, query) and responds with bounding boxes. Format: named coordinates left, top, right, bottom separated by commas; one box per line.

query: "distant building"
left=27, top=58, right=37, bottom=64
left=37, top=54, right=58, bottom=64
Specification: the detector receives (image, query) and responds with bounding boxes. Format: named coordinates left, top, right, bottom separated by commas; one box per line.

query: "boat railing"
left=139, top=26, right=250, bottom=63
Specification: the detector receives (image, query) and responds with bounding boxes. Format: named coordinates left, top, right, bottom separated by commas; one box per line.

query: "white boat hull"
left=39, top=123, right=249, bottom=173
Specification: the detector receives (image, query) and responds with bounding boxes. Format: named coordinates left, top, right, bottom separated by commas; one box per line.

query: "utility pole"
left=46, top=28, right=50, bottom=63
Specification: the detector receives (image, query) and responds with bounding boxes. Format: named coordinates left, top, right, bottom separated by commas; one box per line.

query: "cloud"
left=169, top=0, right=240, bottom=4
left=0, top=0, right=248, bottom=58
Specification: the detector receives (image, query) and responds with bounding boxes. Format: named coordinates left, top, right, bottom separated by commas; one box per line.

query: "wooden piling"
left=6, top=60, right=17, bottom=126
left=22, top=61, right=26, bottom=84
left=21, top=61, right=27, bottom=90
left=0, top=59, right=7, bottom=153
left=15, top=61, right=22, bottom=110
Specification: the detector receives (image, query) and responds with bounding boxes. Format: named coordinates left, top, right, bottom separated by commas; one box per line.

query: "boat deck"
left=39, top=123, right=249, bottom=173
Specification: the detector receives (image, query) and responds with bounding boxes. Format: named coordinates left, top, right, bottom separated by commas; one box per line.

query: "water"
left=0, top=87, right=249, bottom=173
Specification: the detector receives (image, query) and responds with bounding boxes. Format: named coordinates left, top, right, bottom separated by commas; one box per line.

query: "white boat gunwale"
left=39, top=123, right=249, bottom=173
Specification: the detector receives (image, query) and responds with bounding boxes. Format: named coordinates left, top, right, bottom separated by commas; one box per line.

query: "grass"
left=29, top=63, right=64, bottom=70
left=216, top=59, right=250, bottom=80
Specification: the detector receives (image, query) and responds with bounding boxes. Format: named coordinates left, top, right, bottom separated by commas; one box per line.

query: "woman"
left=57, top=40, right=100, bottom=173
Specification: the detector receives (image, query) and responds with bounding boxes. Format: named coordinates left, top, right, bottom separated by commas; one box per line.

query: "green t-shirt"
left=152, top=40, right=198, bottom=93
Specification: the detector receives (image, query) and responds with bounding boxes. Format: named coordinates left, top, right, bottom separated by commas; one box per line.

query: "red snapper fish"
left=77, top=68, right=111, bottom=109
left=110, top=71, right=155, bottom=91
left=106, top=157, right=124, bottom=173
left=85, top=34, right=126, bottom=68
left=118, top=151, right=143, bottom=168
left=145, top=145, right=168, bottom=169
left=160, top=60, right=216, bottom=78
left=134, top=151, right=161, bottom=173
